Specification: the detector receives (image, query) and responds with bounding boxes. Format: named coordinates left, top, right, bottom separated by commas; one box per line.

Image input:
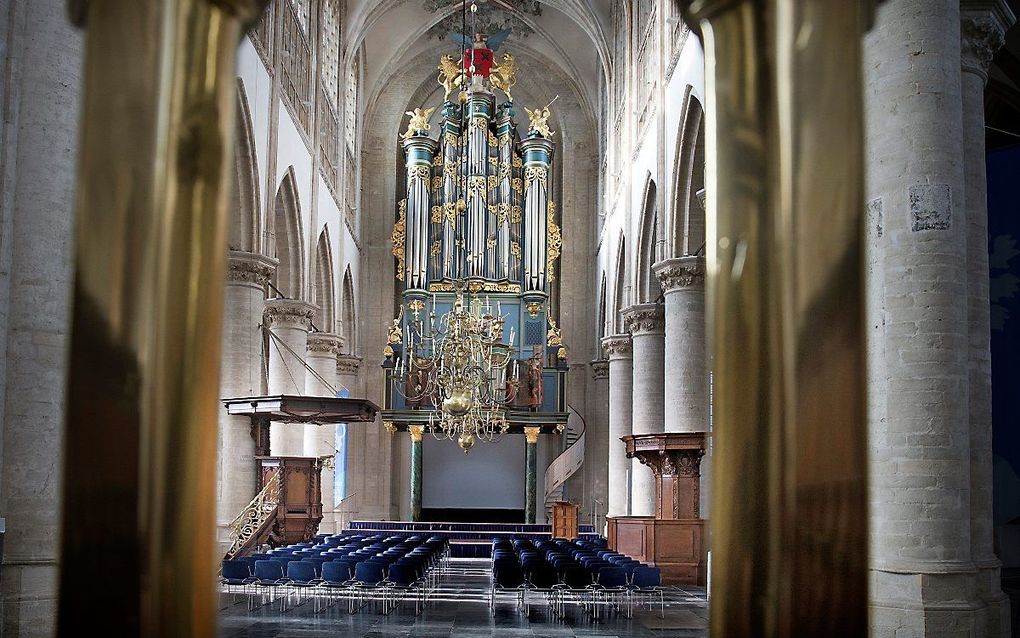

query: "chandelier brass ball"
left=458, top=432, right=475, bottom=453
left=443, top=390, right=472, bottom=416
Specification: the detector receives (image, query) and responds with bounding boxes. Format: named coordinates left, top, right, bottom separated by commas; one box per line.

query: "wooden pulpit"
left=257, top=456, right=323, bottom=545
left=550, top=501, right=580, bottom=539
left=606, top=432, right=707, bottom=585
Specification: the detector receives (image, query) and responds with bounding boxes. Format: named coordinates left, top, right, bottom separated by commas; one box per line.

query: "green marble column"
left=409, top=425, right=424, bottom=522
left=524, top=427, right=540, bottom=524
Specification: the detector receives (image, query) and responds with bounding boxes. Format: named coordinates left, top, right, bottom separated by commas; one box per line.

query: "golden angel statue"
left=400, top=107, right=435, bottom=140
left=490, top=53, right=518, bottom=102
left=524, top=105, right=555, bottom=138
left=436, top=55, right=465, bottom=100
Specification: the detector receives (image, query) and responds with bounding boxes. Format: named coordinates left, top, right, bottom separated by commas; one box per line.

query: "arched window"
left=613, top=236, right=627, bottom=334
left=341, top=266, right=356, bottom=354
left=636, top=176, right=659, bottom=302
left=672, top=95, right=706, bottom=257
left=230, top=79, right=259, bottom=254
left=271, top=167, right=305, bottom=299
left=312, top=228, right=336, bottom=332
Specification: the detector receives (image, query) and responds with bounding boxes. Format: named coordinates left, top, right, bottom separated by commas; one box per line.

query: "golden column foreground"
left=683, top=0, right=874, bottom=634
left=59, top=0, right=268, bottom=634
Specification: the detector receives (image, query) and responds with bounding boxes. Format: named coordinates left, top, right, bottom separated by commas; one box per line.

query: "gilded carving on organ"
left=436, top=55, right=464, bottom=100
left=489, top=53, right=518, bottom=101
left=524, top=105, right=555, bottom=138
left=401, top=107, right=435, bottom=140
left=392, top=200, right=406, bottom=280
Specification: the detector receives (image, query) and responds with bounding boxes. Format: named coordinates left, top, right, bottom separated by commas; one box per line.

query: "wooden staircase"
left=223, top=470, right=281, bottom=559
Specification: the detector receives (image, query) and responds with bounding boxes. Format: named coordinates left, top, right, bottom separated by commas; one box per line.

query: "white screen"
left=422, top=435, right=526, bottom=509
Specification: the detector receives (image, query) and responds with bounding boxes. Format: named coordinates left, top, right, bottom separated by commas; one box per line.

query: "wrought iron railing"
left=224, top=470, right=281, bottom=559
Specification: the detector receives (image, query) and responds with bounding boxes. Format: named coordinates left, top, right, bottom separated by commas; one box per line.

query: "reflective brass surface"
left=684, top=0, right=871, bottom=635
left=59, top=0, right=268, bottom=634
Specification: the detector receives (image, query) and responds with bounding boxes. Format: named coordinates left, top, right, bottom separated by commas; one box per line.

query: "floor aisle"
left=218, top=558, right=709, bottom=637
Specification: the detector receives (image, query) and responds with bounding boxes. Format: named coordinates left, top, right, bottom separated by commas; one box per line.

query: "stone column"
left=409, top=425, right=424, bottom=522
left=622, top=304, right=665, bottom=517
left=962, top=4, right=1014, bottom=635
left=654, top=257, right=707, bottom=433
left=588, top=360, right=610, bottom=526
left=864, top=0, right=983, bottom=631
left=305, top=332, right=343, bottom=533
left=602, top=335, right=633, bottom=517
left=0, top=2, right=81, bottom=631
left=654, top=256, right=710, bottom=518
left=216, top=252, right=275, bottom=552
left=335, top=355, right=361, bottom=528
left=264, top=299, right=315, bottom=456
left=524, top=426, right=540, bottom=524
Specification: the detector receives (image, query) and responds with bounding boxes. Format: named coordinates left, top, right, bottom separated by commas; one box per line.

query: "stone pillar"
left=654, top=256, right=710, bottom=519
left=524, top=426, right=540, bottom=524
left=0, top=1, right=81, bottom=632
left=654, top=257, right=707, bottom=433
left=602, top=335, right=633, bottom=517
left=305, top=332, right=343, bottom=533
left=864, top=0, right=984, bottom=631
left=216, top=252, right=275, bottom=552
left=588, top=360, right=610, bottom=526
left=409, top=425, right=424, bottom=522
left=335, top=355, right=361, bottom=528
left=962, top=4, right=1014, bottom=635
left=264, top=299, right=315, bottom=456
left=622, top=304, right=665, bottom=517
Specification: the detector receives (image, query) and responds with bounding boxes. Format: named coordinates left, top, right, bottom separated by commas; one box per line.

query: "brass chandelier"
left=391, top=282, right=521, bottom=451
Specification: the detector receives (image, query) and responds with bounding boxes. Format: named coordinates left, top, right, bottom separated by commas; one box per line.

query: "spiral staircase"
left=543, top=405, right=586, bottom=524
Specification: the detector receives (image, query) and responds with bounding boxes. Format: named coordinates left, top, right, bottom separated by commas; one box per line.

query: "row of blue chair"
left=221, top=532, right=449, bottom=615
left=490, top=537, right=663, bottom=619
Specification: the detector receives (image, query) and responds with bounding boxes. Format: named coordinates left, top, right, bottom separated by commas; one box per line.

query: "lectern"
left=550, top=501, right=580, bottom=539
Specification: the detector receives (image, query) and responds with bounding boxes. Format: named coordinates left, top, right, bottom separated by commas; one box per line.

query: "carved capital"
left=601, top=334, right=632, bottom=360
left=227, top=251, right=277, bottom=286
left=264, top=299, right=316, bottom=330
left=653, top=256, right=705, bottom=293
left=961, top=16, right=1006, bottom=78
left=336, top=355, right=362, bottom=376
left=622, top=303, right=665, bottom=336
left=524, top=426, right=541, bottom=444
left=590, top=360, right=609, bottom=380
left=408, top=425, right=425, bottom=442
left=306, top=333, right=344, bottom=356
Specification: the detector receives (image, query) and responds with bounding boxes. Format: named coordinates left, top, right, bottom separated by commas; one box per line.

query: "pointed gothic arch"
left=271, top=167, right=305, bottom=299
left=312, top=227, right=336, bottom=332
left=231, top=79, right=260, bottom=253
left=597, top=272, right=608, bottom=348
left=341, top=265, right=356, bottom=355
left=671, top=93, right=706, bottom=257
left=613, top=234, right=627, bottom=334
left=636, top=175, right=659, bottom=303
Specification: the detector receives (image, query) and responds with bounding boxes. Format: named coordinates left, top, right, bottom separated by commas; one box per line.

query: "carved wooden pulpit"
left=606, top=432, right=707, bottom=585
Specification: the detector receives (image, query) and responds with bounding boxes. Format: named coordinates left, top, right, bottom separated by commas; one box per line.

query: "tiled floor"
left=219, top=559, right=709, bottom=637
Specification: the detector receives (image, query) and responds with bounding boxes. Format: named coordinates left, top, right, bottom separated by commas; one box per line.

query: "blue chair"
left=250, top=560, right=287, bottom=611
left=387, top=562, right=423, bottom=614
left=220, top=560, right=251, bottom=607
left=286, top=561, right=321, bottom=611
left=353, top=560, right=388, bottom=612
left=629, top=566, right=664, bottom=618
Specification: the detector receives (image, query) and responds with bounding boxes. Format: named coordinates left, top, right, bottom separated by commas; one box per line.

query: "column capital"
left=961, top=2, right=1014, bottom=80
left=336, top=354, right=362, bottom=376
left=226, top=250, right=277, bottom=286
left=264, top=299, right=316, bottom=329
left=601, top=334, right=632, bottom=360
left=408, top=425, right=425, bottom=442
left=590, top=360, right=609, bottom=380
left=523, top=426, right=541, bottom=444
left=622, top=303, right=665, bottom=336
left=306, top=332, right=344, bottom=356
left=654, top=256, right=706, bottom=293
